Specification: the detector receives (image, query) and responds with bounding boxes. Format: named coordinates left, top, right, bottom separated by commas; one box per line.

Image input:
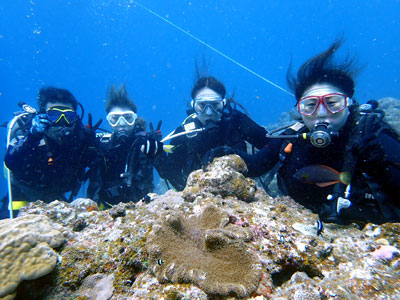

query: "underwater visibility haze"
left=0, top=0, right=399, bottom=196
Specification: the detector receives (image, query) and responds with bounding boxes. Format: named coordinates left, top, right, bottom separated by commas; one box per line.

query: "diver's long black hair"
left=106, top=84, right=137, bottom=113
left=191, top=76, right=226, bottom=99
left=287, top=38, right=360, bottom=100
left=190, top=56, right=250, bottom=116
left=192, top=55, right=226, bottom=99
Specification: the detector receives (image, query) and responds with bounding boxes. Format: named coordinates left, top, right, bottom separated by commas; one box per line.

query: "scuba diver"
left=1, top=87, right=100, bottom=219
left=229, top=38, right=400, bottom=225
left=87, top=84, right=155, bottom=206
left=154, top=75, right=269, bottom=191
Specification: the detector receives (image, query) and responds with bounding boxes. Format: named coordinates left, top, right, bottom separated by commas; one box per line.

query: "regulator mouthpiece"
left=309, top=123, right=337, bottom=148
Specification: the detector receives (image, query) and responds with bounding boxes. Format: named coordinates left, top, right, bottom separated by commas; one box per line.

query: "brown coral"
left=146, top=205, right=262, bottom=297
left=0, top=215, right=65, bottom=300
left=183, top=155, right=257, bottom=203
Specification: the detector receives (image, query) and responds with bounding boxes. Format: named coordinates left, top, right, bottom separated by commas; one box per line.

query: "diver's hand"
left=140, top=138, right=164, bottom=157
left=30, top=114, right=51, bottom=137
left=319, top=198, right=340, bottom=223
left=319, top=196, right=351, bottom=225
left=201, top=146, right=235, bottom=167
left=140, top=120, right=164, bottom=157
left=86, top=113, right=102, bottom=131
left=149, top=120, right=162, bottom=141
left=85, top=113, right=103, bottom=145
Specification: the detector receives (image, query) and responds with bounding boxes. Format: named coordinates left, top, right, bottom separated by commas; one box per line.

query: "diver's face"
left=299, top=83, right=350, bottom=131
left=108, top=106, right=136, bottom=136
left=45, top=102, right=77, bottom=145
left=193, top=87, right=224, bottom=125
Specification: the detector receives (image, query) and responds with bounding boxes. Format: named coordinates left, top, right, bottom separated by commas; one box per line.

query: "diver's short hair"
left=105, top=84, right=137, bottom=113
left=38, top=86, right=78, bottom=113
left=287, top=38, right=359, bottom=100
left=191, top=76, right=226, bottom=99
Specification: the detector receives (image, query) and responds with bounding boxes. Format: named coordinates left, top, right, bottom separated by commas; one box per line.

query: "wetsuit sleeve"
left=235, top=137, right=282, bottom=177
left=153, top=126, right=188, bottom=191
left=76, top=127, right=102, bottom=202
left=129, top=148, right=154, bottom=201
left=234, top=111, right=268, bottom=149
left=86, top=150, right=105, bottom=203
left=4, top=132, right=43, bottom=172
left=154, top=145, right=188, bottom=191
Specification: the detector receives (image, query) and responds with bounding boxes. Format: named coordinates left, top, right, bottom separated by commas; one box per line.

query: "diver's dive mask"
left=192, top=95, right=225, bottom=125
left=297, top=93, right=349, bottom=116
left=192, top=95, right=225, bottom=115
left=46, top=106, right=78, bottom=125
left=106, top=111, right=137, bottom=127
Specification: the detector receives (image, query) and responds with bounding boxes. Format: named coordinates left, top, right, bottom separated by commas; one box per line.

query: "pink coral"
left=370, top=245, right=400, bottom=260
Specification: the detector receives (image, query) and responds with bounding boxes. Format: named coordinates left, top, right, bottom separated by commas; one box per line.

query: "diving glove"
left=201, top=146, right=235, bottom=167
left=30, top=114, right=51, bottom=137
left=141, top=120, right=164, bottom=157
left=148, top=120, right=162, bottom=142
left=319, top=196, right=352, bottom=224
left=140, top=139, right=164, bottom=157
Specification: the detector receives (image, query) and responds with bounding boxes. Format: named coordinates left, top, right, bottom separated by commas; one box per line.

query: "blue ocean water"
left=0, top=0, right=399, bottom=196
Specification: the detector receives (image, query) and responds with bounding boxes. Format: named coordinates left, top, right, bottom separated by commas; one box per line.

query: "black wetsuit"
left=241, top=113, right=400, bottom=224
left=87, top=127, right=154, bottom=205
left=2, top=123, right=99, bottom=217
left=155, top=109, right=268, bottom=191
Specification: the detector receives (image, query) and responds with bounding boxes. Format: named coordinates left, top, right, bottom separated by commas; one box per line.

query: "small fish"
left=316, top=220, right=323, bottom=236
left=157, top=259, right=164, bottom=265
left=293, top=164, right=350, bottom=187
left=163, top=144, right=174, bottom=153
left=279, top=234, right=285, bottom=243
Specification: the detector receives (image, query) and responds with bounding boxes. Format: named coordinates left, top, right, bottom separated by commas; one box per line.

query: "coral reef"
left=378, top=97, right=400, bottom=134
left=0, top=215, right=65, bottom=300
left=1, top=155, right=399, bottom=300
left=183, top=154, right=257, bottom=203
left=146, top=205, right=261, bottom=297
left=73, top=273, right=114, bottom=300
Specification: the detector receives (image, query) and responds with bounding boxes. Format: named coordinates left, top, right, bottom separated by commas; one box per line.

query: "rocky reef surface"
left=1, top=155, right=399, bottom=300
left=378, top=97, right=400, bottom=135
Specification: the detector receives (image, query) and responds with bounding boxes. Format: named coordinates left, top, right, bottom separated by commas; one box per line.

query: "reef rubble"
left=1, top=154, right=399, bottom=300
